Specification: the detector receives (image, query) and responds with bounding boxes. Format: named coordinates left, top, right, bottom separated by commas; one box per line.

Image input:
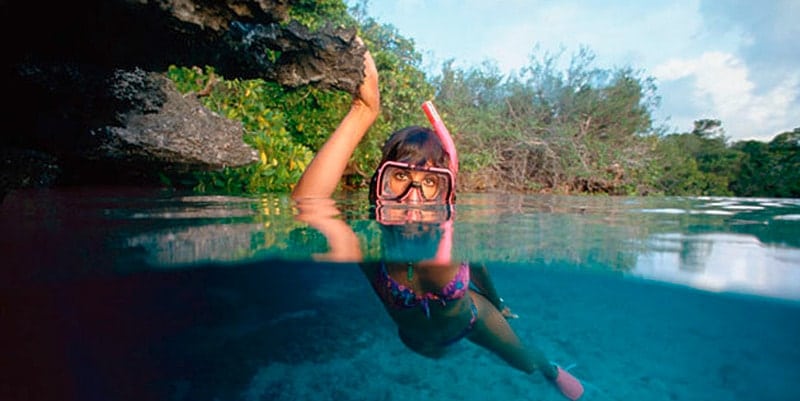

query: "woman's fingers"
left=502, top=306, right=519, bottom=319
left=357, top=49, right=380, bottom=111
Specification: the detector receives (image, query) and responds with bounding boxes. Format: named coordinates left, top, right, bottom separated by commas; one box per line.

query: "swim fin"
left=553, top=365, right=584, bottom=400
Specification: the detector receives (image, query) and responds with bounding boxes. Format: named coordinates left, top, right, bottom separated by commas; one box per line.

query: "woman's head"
left=369, top=126, right=455, bottom=205
left=378, top=126, right=450, bottom=169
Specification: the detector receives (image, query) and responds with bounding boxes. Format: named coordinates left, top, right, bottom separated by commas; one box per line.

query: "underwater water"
left=1, top=187, right=799, bottom=401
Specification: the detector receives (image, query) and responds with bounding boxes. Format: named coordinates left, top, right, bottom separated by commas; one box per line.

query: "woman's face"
left=374, top=161, right=454, bottom=205
left=387, top=167, right=443, bottom=202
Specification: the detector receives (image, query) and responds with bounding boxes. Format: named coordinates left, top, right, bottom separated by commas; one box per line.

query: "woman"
left=291, top=43, right=584, bottom=401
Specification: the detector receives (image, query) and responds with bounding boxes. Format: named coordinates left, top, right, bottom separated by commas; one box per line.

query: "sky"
left=353, top=0, right=799, bottom=142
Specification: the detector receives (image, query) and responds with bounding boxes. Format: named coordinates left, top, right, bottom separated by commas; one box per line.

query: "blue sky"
left=352, top=0, right=799, bottom=142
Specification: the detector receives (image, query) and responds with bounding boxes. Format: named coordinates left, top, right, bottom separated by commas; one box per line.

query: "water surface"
left=2, top=188, right=798, bottom=401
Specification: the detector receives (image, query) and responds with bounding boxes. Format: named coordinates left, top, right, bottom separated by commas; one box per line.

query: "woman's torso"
left=367, top=261, right=477, bottom=345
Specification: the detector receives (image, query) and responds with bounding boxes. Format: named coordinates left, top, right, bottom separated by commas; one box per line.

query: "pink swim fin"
left=554, top=365, right=584, bottom=400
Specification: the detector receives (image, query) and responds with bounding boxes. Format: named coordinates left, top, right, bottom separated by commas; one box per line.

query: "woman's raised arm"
left=291, top=46, right=380, bottom=199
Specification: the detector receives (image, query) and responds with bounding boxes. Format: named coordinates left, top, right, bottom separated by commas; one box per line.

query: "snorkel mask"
left=374, top=101, right=458, bottom=207
left=374, top=161, right=454, bottom=204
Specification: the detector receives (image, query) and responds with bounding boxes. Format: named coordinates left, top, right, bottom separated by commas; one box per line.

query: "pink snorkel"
left=422, top=101, right=458, bottom=176
left=421, top=101, right=457, bottom=264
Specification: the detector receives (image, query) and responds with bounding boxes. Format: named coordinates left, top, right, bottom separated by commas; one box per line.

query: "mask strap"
left=422, top=101, right=458, bottom=176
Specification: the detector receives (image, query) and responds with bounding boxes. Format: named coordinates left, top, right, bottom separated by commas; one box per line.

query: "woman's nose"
left=401, top=185, right=424, bottom=203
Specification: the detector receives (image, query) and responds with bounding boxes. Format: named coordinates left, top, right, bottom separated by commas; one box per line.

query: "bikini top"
left=372, top=261, right=470, bottom=318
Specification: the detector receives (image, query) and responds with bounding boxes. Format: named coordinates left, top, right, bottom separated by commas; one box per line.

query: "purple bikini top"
left=373, top=261, right=469, bottom=318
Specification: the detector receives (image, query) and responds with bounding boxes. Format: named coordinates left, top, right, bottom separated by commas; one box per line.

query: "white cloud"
left=654, top=52, right=799, bottom=141
left=360, top=0, right=799, bottom=142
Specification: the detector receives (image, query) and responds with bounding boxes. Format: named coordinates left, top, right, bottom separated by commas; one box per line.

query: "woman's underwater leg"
left=466, top=291, right=584, bottom=400
left=466, top=291, right=555, bottom=378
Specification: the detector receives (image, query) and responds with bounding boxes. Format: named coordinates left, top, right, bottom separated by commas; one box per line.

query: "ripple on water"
left=639, top=208, right=687, bottom=214
left=774, top=214, right=800, bottom=221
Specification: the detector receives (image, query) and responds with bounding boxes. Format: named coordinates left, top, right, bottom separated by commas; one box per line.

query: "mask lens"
left=377, top=162, right=453, bottom=202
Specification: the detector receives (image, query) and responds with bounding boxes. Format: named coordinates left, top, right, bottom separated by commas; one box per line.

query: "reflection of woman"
left=292, top=42, right=584, bottom=400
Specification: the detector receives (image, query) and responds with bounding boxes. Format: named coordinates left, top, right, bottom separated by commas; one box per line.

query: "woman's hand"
left=353, top=44, right=380, bottom=116
left=501, top=305, right=519, bottom=320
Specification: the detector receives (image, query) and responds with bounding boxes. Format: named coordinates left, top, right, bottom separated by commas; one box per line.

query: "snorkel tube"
left=421, top=101, right=457, bottom=264
left=422, top=101, right=458, bottom=176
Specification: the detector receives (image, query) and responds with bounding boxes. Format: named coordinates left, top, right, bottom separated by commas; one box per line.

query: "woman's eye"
left=393, top=171, right=410, bottom=181
left=422, top=176, right=438, bottom=187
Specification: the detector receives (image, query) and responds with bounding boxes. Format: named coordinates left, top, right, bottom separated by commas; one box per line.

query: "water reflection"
left=2, top=188, right=798, bottom=301
left=634, top=232, right=800, bottom=301
left=2, top=189, right=798, bottom=401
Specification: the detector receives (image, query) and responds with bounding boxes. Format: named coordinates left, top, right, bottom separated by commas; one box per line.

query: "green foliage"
left=766, top=129, right=800, bottom=197
left=288, top=0, right=355, bottom=30
left=731, top=128, right=800, bottom=197
left=431, top=46, right=660, bottom=194
left=653, top=122, right=799, bottom=197
left=161, top=1, right=795, bottom=198
left=730, top=140, right=772, bottom=196
left=163, top=4, right=435, bottom=194
left=653, top=120, right=746, bottom=196
left=655, top=134, right=716, bottom=195
left=167, top=65, right=313, bottom=194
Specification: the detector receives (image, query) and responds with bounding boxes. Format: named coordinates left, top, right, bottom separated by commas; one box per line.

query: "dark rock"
left=226, top=19, right=365, bottom=92
left=87, top=72, right=258, bottom=172
left=0, top=148, right=61, bottom=201
left=1, top=0, right=366, bottom=192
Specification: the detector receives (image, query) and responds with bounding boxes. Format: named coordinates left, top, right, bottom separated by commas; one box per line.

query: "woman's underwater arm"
left=294, top=199, right=363, bottom=262
left=293, top=199, right=380, bottom=283
left=470, top=263, right=519, bottom=319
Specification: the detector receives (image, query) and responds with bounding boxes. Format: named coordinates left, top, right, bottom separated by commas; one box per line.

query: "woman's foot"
left=552, top=365, right=584, bottom=400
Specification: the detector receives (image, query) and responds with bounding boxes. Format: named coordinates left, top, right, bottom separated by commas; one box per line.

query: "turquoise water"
left=2, top=188, right=799, bottom=401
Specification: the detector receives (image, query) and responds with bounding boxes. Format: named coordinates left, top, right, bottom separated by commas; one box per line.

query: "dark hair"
left=368, top=126, right=451, bottom=203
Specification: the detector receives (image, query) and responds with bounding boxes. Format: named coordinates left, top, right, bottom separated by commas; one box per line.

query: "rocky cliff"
left=1, top=0, right=365, bottom=193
